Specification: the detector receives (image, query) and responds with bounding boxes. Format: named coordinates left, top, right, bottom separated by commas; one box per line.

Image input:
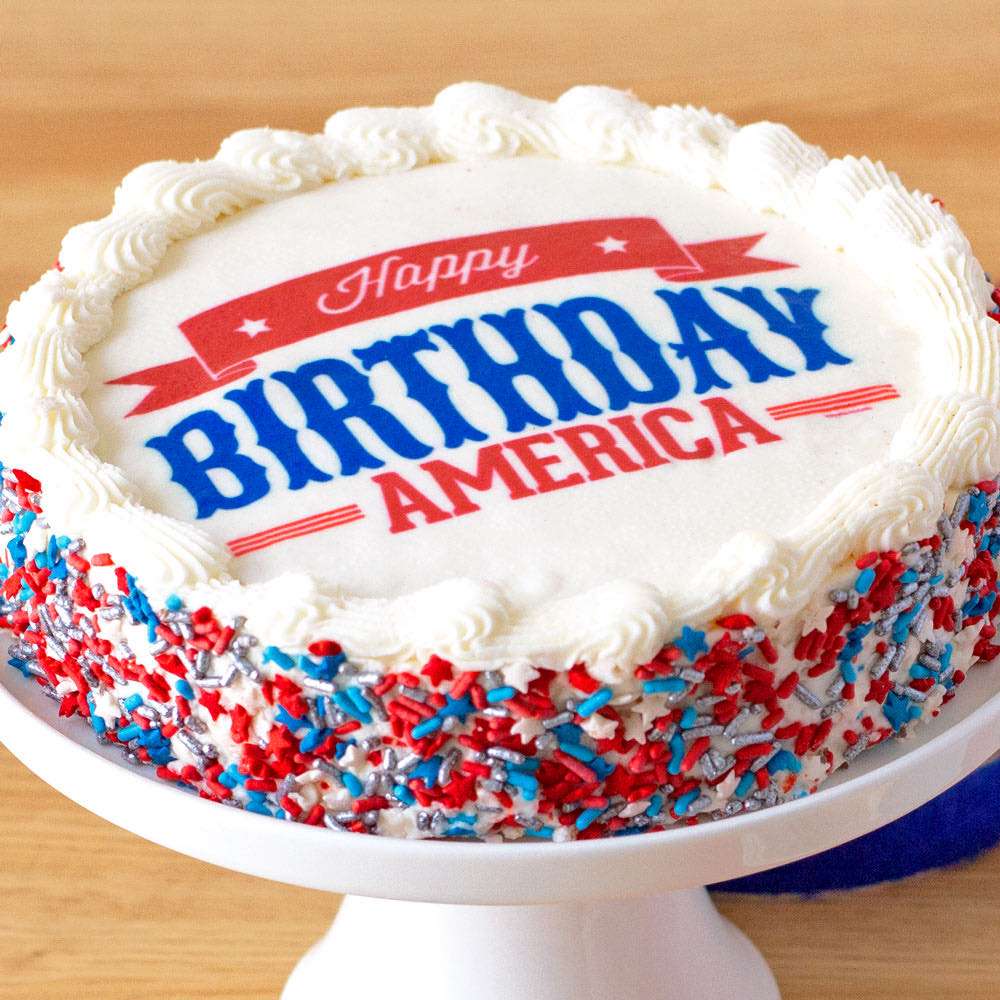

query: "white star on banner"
left=594, top=235, right=628, bottom=254
left=235, top=317, right=271, bottom=338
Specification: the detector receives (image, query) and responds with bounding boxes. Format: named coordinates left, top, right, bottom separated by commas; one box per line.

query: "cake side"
left=1, top=463, right=998, bottom=838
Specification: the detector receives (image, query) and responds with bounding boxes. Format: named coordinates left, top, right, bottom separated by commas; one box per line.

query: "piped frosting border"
left=2, top=83, right=999, bottom=678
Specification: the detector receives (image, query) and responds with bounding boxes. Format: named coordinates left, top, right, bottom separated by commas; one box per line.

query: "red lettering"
left=607, top=414, right=669, bottom=468
left=700, top=397, right=781, bottom=454
left=554, top=424, right=643, bottom=481
left=641, top=407, right=713, bottom=460
left=371, top=472, right=451, bottom=533
left=505, top=433, right=585, bottom=493
left=420, top=444, right=535, bottom=516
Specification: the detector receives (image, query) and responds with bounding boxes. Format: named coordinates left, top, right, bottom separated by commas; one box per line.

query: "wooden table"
left=2, top=2, right=999, bottom=996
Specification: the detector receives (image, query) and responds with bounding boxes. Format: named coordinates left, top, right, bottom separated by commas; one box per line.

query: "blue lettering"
left=354, top=330, right=487, bottom=449
left=224, top=379, right=333, bottom=491
left=146, top=410, right=269, bottom=519
left=271, top=357, right=432, bottom=477
left=714, top=286, right=851, bottom=371
left=533, top=296, right=680, bottom=409
left=655, top=287, right=795, bottom=393
left=430, top=311, right=601, bottom=433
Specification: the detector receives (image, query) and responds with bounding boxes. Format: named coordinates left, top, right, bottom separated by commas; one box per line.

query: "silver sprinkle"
left=682, top=724, right=725, bottom=742
left=793, top=683, right=823, bottom=710
left=723, top=707, right=752, bottom=738
left=543, top=711, right=573, bottom=730
left=730, top=730, right=774, bottom=748
left=821, top=698, right=847, bottom=719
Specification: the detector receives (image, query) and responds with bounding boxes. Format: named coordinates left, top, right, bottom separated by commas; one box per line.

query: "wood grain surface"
left=2, top=2, right=999, bottom=997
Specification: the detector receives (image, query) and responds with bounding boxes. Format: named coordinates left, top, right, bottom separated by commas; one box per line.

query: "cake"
left=2, top=83, right=999, bottom=841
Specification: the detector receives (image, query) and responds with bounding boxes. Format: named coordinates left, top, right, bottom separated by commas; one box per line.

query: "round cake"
left=3, top=83, right=999, bottom=840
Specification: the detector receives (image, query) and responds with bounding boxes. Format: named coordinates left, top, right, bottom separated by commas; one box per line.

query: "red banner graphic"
left=109, top=217, right=793, bottom=416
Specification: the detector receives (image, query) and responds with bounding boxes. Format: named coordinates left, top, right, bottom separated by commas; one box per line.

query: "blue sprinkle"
left=123, top=693, right=143, bottom=712
left=642, top=677, right=688, bottom=694
left=439, top=695, right=474, bottom=720
left=165, top=594, right=183, bottom=611
left=576, top=687, right=613, bottom=717
left=217, top=770, right=238, bottom=789
left=116, top=723, right=142, bottom=742
left=576, top=807, right=603, bottom=831
left=505, top=770, right=538, bottom=800
left=175, top=679, right=194, bottom=700
left=90, top=714, right=107, bottom=736
left=673, top=789, right=700, bottom=816
left=411, top=716, right=442, bottom=739
left=646, top=793, right=664, bottom=817
left=940, top=644, right=953, bottom=672
left=8, top=657, right=31, bottom=678
left=766, top=749, right=802, bottom=775
left=12, top=510, right=35, bottom=534
left=226, top=764, right=248, bottom=786
left=332, top=690, right=371, bottom=723
left=552, top=723, right=583, bottom=743
left=735, top=771, right=756, bottom=798
left=299, top=727, right=330, bottom=752
left=968, top=491, right=990, bottom=527
left=262, top=645, right=295, bottom=670
left=486, top=685, right=517, bottom=704
left=508, top=757, right=540, bottom=772
left=899, top=569, right=919, bottom=584
left=246, top=801, right=273, bottom=817
left=342, top=772, right=363, bottom=797
left=411, top=756, right=443, bottom=788
left=275, top=705, right=310, bottom=732
left=557, top=741, right=595, bottom=763
left=668, top=733, right=686, bottom=775
left=345, top=686, right=372, bottom=716
left=675, top=625, right=708, bottom=661
left=679, top=706, right=698, bottom=730
left=840, top=662, right=858, bottom=683
left=854, top=567, right=876, bottom=594
left=392, top=784, right=416, bottom=806
left=524, top=826, right=554, bottom=839
left=6, top=536, right=26, bottom=568
left=883, top=690, right=922, bottom=731
left=590, top=756, right=615, bottom=779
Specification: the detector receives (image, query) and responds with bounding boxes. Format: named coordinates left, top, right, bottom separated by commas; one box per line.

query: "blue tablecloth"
left=712, top=757, right=1000, bottom=894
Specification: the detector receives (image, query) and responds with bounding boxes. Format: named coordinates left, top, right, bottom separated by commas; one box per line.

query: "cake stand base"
left=282, top=889, right=780, bottom=1000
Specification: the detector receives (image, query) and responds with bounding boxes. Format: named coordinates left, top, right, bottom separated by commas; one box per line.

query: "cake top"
left=3, top=83, right=998, bottom=678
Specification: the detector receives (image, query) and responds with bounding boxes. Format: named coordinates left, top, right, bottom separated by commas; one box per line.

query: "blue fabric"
left=712, top=757, right=1000, bottom=894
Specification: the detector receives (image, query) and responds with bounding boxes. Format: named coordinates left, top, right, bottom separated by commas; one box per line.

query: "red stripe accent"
left=771, top=391, right=898, bottom=420
left=228, top=506, right=364, bottom=556
left=230, top=511, right=362, bottom=553
left=772, top=391, right=898, bottom=419
left=230, top=513, right=365, bottom=557
left=768, top=383, right=897, bottom=415
left=229, top=505, right=363, bottom=548
left=768, top=384, right=899, bottom=420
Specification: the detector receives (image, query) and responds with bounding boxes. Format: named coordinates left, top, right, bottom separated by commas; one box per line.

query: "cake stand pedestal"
left=283, top=889, right=775, bottom=1000
left=1, top=662, right=998, bottom=1000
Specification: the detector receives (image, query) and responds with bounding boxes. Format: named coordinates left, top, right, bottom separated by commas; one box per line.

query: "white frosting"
left=2, top=83, right=997, bottom=677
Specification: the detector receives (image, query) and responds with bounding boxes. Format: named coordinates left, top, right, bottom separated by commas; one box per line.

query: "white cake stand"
left=1, top=662, right=998, bottom=1000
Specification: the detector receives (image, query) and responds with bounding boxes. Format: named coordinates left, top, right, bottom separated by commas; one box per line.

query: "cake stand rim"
left=1, top=659, right=997, bottom=904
